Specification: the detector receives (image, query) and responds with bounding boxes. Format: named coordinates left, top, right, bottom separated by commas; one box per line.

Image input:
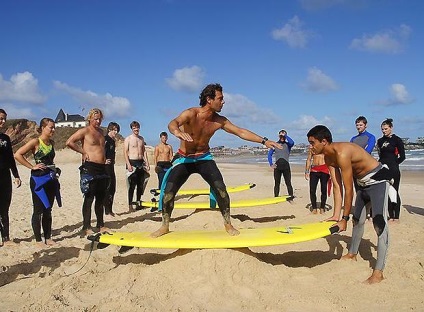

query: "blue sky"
left=1, top=0, right=422, bottom=148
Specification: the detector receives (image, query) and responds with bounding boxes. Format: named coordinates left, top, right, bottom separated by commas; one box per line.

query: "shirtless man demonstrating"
left=66, top=108, right=109, bottom=235
left=154, top=131, right=173, bottom=189
left=307, top=125, right=394, bottom=284
left=124, top=121, right=150, bottom=211
left=151, top=83, right=282, bottom=238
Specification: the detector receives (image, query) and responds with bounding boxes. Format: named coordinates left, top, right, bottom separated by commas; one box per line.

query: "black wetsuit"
left=0, top=133, right=20, bottom=242
left=377, top=134, right=405, bottom=219
left=80, top=161, right=109, bottom=230
left=127, top=159, right=146, bottom=205
left=156, top=161, right=172, bottom=189
left=30, top=139, right=59, bottom=242
left=103, top=135, right=116, bottom=215
left=161, top=153, right=230, bottom=223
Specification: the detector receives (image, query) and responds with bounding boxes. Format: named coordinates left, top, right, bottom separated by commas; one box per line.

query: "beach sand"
left=1, top=149, right=423, bottom=311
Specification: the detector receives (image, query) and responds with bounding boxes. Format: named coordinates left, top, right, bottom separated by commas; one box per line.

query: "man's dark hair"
left=130, top=120, right=140, bottom=129
left=199, top=83, right=223, bottom=107
left=0, top=108, right=7, bottom=116
left=355, top=116, right=368, bottom=124
left=107, top=122, right=120, bottom=132
left=160, top=131, right=168, bottom=137
left=307, top=125, right=333, bottom=143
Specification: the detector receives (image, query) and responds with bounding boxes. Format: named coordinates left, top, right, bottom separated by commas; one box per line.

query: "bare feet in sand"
left=45, top=239, right=57, bottom=246
left=364, top=270, right=384, bottom=284
left=2, top=240, right=17, bottom=247
left=83, top=228, right=94, bottom=236
left=225, top=223, right=240, bottom=236
left=341, top=253, right=357, bottom=261
left=320, top=209, right=325, bottom=214
left=35, top=241, right=47, bottom=248
left=151, top=225, right=170, bottom=238
left=99, top=227, right=110, bottom=233
left=312, top=209, right=318, bottom=214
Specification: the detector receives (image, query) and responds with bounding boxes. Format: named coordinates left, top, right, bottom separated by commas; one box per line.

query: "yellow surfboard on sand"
left=150, top=183, right=256, bottom=196
left=141, top=195, right=293, bottom=209
left=88, top=222, right=338, bottom=249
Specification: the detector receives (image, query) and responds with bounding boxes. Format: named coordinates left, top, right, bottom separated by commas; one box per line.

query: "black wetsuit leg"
left=30, top=176, right=55, bottom=241
left=104, top=164, right=116, bottom=214
left=82, top=178, right=108, bottom=230
left=309, top=172, right=319, bottom=209
left=0, top=169, right=12, bottom=242
left=273, top=168, right=282, bottom=197
left=319, top=172, right=329, bottom=208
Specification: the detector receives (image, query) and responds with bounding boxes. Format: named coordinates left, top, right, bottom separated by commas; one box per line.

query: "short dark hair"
left=307, top=125, right=333, bottom=143
left=381, top=118, right=393, bottom=128
left=199, top=83, right=223, bottom=107
left=0, top=108, right=7, bottom=116
left=107, top=122, right=120, bottom=132
left=355, top=116, right=367, bottom=124
left=130, top=121, right=140, bottom=129
left=160, top=131, right=168, bottom=137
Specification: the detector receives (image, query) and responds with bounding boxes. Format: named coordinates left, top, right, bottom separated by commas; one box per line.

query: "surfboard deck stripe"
left=150, top=183, right=256, bottom=196
left=141, top=195, right=293, bottom=209
left=88, top=222, right=338, bottom=249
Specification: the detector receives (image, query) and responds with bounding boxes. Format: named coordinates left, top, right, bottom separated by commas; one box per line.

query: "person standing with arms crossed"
left=124, top=121, right=150, bottom=211
left=350, top=116, right=376, bottom=154
left=0, top=109, right=21, bottom=246
left=151, top=83, right=281, bottom=238
left=66, top=108, right=109, bottom=235
left=154, top=131, right=173, bottom=190
left=267, top=129, right=294, bottom=197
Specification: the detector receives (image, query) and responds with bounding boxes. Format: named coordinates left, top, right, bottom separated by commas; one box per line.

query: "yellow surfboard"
left=89, top=222, right=338, bottom=249
left=150, top=183, right=256, bottom=196
left=141, top=195, right=293, bottom=209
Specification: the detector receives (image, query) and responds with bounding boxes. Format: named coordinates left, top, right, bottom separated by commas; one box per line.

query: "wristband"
left=261, top=137, right=268, bottom=145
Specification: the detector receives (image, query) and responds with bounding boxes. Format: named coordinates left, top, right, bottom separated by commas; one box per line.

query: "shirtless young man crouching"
left=151, top=83, right=282, bottom=238
left=307, top=125, right=394, bottom=284
left=66, top=108, right=109, bottom=236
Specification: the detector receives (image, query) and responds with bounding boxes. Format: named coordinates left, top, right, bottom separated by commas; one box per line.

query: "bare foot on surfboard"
left=225, top=224, right=240, bottom=236
left=150, top=225, right=170, bottom=238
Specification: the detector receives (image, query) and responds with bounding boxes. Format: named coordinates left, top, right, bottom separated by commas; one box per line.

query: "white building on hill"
left=55, top=109, right=86, bottom=128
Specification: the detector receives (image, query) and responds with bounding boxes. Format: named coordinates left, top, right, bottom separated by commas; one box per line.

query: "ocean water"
left=216, top=149, right=424, bottom=171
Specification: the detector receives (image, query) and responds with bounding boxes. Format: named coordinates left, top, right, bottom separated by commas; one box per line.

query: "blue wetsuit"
left=350, top=130, right=376, bottom=154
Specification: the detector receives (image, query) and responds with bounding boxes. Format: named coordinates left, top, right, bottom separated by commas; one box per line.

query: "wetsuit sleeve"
left=349, top=135, right=355, bottom=143
left=6, top=136, right=20, bottom=178
left=365, top=132, right=376, bottom=154
left=285, top=135, right=295, bottom=150
left=396, top=136, right=406, bottom=164
left=267, top=149, right=274, bottom=166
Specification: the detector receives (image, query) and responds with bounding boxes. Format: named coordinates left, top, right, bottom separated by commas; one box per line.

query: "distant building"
left=55, top=109, right=86, bottom=128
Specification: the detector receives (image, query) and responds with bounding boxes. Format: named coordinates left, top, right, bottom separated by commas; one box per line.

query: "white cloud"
left=271, top=16, right=311, bottom=48
left=379, top=83, right=413, bottom=106
left=291, top=114, right=334, bottom=130
left=166, top=66, right=205, bottom=92
left=301, top=67, right=338, bottom=92
left=350, top=24, right=411, bottom=54
left=53, top=81, right=132, bottom=118
left=0, top=71, right=46, bottom=104
left=222, top=93, right=281, bottom=125
left=1, top=104, right=36, bottom=120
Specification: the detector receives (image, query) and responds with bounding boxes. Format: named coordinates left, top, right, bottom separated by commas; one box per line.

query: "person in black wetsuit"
left=0, top=109, right=21, bottom=246
left=377, top=118, right=406, bottom=222
left=103, top=122, right=120, bottom=217
left=15, top=118, right=61, bottom=246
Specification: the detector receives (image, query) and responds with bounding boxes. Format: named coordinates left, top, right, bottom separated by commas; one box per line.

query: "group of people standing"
left=0, top=82, right=407, bottom=284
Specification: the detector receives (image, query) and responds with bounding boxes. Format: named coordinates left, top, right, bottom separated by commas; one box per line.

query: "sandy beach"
left=1, top=148, right=423, bottom=311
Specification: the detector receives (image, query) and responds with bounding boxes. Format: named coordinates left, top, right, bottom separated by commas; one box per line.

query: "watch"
left=261, top=137, right=268, bottom=145
left=341, top=215, right=350, bottom=221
